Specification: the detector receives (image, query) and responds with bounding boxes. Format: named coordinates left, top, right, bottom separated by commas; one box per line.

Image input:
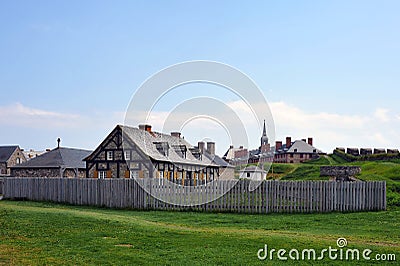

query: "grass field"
left=1, top=157, right=400, bottom=265
left=0, top=200, right=399, bottom=265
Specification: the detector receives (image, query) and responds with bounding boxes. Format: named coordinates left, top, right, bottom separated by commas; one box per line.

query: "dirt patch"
left=115, top=244, right=133, bottom=248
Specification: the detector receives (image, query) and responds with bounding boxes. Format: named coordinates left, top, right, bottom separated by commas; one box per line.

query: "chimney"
left=138, top=124, right=146, bottom=130
left=239, top=145, right=243, bottom=149
left=286, top=137, right=291, bottom=148
left=229, top=145, right=234, bottom=149
left=302, top=138, right=306, bottom=143
left=171, top=132, right=181, bottom=138
left=207, top=142, right=215, bottom=155
left=145, top=125, right=152, bottom=133
left=57, top=138, right=61, bottom=148
left=308, top=137, right=313, bottom=146
left=275, top=141, right=282, bottom=151
left=46, top=148, right=51, bottom=152
left=198, top=142, right=205, bottom=154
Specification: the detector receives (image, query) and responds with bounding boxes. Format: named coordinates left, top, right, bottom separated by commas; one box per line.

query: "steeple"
left=260, top=120, right=270, bottom=153
left=262, top=120, right=267, bottom=137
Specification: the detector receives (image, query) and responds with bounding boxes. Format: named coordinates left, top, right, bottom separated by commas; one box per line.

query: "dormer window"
left=294, top=148, right=298, bottom=153
left=172, top=145, right=187, bottom=159
left=154, top=142, right=169, bottom=156
left=189, top=147, right=202, bottom=160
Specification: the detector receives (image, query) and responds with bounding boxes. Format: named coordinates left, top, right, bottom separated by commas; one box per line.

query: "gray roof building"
left=84, top=124, right=234, bottom=182
left=274, top=137, right=324, bottom=163
left=0, top=145, right=26, bottom=176
left=11, top=147, right=92, bottom=178
left=0, top=146, right=19, bottom=163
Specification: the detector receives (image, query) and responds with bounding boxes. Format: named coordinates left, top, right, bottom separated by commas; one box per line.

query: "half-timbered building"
left=84, top=125, right=233, bottom=184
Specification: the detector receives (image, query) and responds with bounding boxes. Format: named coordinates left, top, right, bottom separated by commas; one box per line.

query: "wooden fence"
left=0, top=178, right=3, bottom=195
left=2, top=178, right=386, bottom=213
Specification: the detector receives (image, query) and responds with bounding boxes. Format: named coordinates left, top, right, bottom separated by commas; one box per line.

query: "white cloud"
left=0, top=102, right=123, bottom=130
left=269, top=102, right=399, bottom=152
left=374, top=108, right=390, bottom=122
left=123, top=100, right=400, bottom=153
left=2, top=102, right=399, bottom=155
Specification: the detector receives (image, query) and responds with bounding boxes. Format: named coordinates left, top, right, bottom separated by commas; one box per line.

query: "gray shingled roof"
left=121, top=125, right=229, bottom=168
left=12, top=147, right=91, bottom=169
left=239, top=166, right=266, bottom=173
left=286, top=140, right=322, bottom=154
left=203, top=151, right=233, bottom=168
left=0, top=146, right=18, bottom=163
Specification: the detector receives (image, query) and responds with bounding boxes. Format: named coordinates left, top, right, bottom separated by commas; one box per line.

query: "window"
left=294, top=149, right=298, bottom=153
left=130, top=162, right=140, bottom=170
left=107, top=151, right=113, bottom=160
left=290, top=154, right=293, bottom=158
left=247, top=172, right=250, bottom=178
left=124, top=151, right=131, bottom=161
left=300, top=154, right=303, bottom=158
left=130, top=170, right=138, bottom=179
left=159, top=171, right=164, bottom=178
left=99, top=171, right=106, bottom=179
left=16, top=157, right=21, bottom=164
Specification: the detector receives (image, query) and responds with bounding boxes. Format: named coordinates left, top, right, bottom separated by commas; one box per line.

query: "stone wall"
left=0, top=163, right=7, bottom=176
left=7, top=147, right=27, bottom=173
left=219, top=167, right=234, bottom=180
left=11, top=168, right=61, bottom=178
left=11, top=168, right=86, bottom=178
left=320, top=166, right=361, bottom=181
left=337, top=147, right=400, bottom=156
left=320, top=166, right=361, bottom=176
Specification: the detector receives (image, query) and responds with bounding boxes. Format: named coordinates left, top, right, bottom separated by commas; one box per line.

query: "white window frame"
left=124, top=151, right=131, bottom=161
left=99, top=171, right=106, bottom=179
left=106, top=151, right=113, bottom=161
left=16, top=157, right=21, bottom=164
left=130, top=170, right=138, bottom=179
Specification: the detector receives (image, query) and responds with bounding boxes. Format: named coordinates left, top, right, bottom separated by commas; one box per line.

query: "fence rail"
left=0, top=178, right=3, bottom=195
left=2, top=178, right=386, bottom=213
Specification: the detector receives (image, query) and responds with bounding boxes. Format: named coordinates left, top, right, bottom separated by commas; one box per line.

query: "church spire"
left=260, top=119, right=270, bottom=153
left=262, top=120, right=267, bottom=136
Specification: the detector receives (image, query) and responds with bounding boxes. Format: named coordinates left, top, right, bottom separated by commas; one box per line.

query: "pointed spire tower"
left=260, top=120, right=270, bottom=153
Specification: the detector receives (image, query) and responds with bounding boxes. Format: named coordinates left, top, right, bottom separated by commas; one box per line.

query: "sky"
left=0, top=1, right=399, bottom=155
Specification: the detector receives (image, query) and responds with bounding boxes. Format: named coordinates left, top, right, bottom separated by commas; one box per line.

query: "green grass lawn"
left=0, top=200, right=399, bottom=265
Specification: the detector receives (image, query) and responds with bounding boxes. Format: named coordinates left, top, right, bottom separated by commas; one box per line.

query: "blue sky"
left=1, top=1, right=399, bottom=155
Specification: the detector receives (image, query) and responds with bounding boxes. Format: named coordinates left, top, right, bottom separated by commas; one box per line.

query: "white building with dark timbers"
left=84, top=124, right=234, bottom=185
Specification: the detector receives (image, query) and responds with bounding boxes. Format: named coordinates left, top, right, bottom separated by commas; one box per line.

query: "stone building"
left=84, top=124, right=234, bottom=184
left=0, top=146, right=26, bottom=176
left=274, top=137, right=323, bottom=163
left=11, top=147, right=91, bottom=178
